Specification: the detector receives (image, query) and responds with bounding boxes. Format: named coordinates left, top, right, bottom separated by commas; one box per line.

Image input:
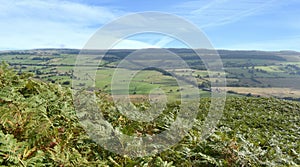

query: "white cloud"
left=0, top=0, right=123, bottom=50
left=154, top=36, right=175, bottom=47
left=112, top=39, right=159, bottom=49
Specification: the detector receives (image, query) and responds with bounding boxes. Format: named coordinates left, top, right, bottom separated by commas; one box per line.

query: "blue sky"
left=0, top=0, right=299, bottom=51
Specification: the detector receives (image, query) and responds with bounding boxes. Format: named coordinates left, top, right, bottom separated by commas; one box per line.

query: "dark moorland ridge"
left=1, top=48, right=300, bottom=59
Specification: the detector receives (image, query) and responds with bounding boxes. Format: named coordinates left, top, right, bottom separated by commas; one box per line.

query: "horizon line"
left=1, top=47, right=299, bottom=53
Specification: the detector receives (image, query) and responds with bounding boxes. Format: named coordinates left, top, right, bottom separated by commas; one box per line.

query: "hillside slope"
left=0, top=62, right=299, bottom=166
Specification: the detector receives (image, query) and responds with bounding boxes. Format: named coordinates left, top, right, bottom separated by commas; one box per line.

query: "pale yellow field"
left=227, top=87, right=300, bottom=98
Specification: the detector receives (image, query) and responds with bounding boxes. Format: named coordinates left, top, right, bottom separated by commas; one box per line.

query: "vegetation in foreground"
left=0, top=62, right=299, bottom=166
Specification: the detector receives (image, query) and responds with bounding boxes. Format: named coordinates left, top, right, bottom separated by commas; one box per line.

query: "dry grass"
left=227, top=87, right=300, bottom=98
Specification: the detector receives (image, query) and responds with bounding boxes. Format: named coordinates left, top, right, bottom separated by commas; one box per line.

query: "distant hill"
left=1, top=48, right=300, bottom=61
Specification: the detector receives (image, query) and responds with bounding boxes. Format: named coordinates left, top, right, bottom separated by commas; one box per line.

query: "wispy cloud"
left=173, top=0, right=276, bottom=28
left=112, top=34, right=187, bottom=49
left=0, top=0, right=299, bottom=51
left=0, top=0, right=124, bottom=50
left=112, top=34, right=176, bottom=49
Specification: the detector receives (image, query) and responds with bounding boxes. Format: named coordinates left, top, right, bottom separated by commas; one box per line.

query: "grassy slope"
left=0, top=62, right=299, bottom=166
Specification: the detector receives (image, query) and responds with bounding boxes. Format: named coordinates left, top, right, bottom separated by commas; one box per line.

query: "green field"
left=1, top=49, right=300, bottom=101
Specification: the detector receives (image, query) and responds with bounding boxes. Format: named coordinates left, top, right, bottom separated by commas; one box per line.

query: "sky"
left=0, top=0, right=299, bottom=51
